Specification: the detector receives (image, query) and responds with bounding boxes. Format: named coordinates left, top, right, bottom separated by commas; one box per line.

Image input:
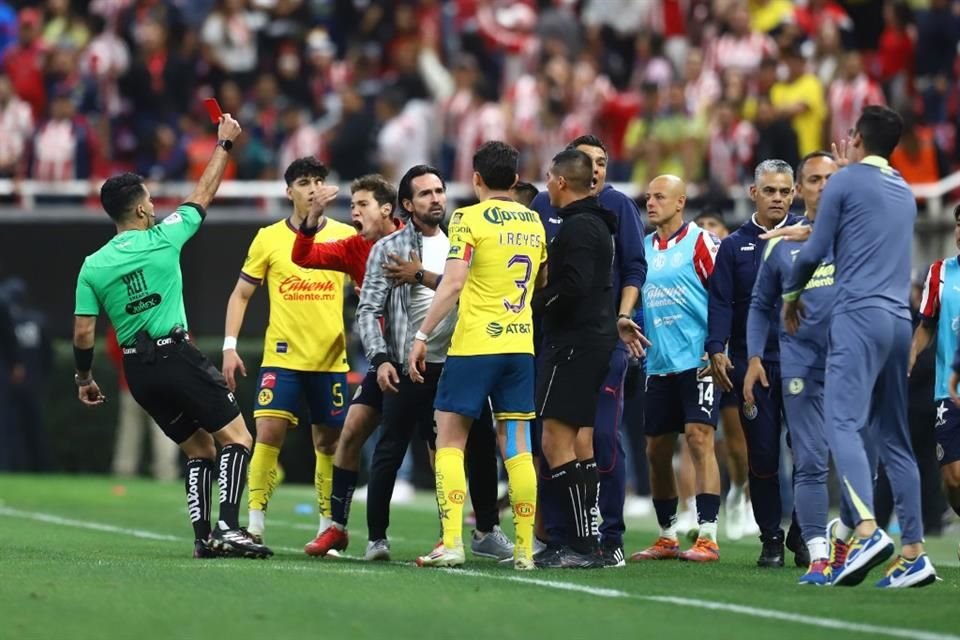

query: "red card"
left=203, top=98, right=223, bottom=124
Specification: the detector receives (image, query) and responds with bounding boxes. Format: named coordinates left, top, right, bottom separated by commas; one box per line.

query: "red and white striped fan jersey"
left=921, top=259, right=947, bottom=321
left=707, top=32, right=778, bottom=75
left=828, top=75, right=886, bottom=145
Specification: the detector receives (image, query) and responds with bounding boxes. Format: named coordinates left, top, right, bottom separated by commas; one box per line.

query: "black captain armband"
left=74, top=345, right=94, bottom=373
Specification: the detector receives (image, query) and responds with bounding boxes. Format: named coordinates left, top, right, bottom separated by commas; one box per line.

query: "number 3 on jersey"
left=504, top=254, right=533, bottom=313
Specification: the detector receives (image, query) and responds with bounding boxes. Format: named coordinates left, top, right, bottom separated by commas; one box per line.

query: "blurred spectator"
left=121, top=19, right=192, bottom=132
left=770, top=47, right=826, bottom=157
left=80, top=14, right=131, bottom=119
left=752, top=95, right=799, bottom=170
left=201, top=0, right=267, bottom=88
left=31, top=90, right=98, bottom=181
left=105, top=325, right=180, bottom=481
left=749, top=0, right=795, bottom=35
left=890, top=113, right=948, bottom=186
left=2, top=8, right=48, bottom=121
left=453, top=79, right=507, bottom=183
left=327, top=86, right=376, bottom=181
left=0, top=1, right=16, bottom=56
left=183, top=112, right=236, bottom=180
left=2, top=277, right=51, bottom=473
left=624, top=81, right=702, bottom=188
left=44, top=0, right=91, bottom=50
left=376, top=85, right=431, bottom=182
left=827, top=51, right=885, bottom=147
left=913, top=0, right=960, bottom=124
left=277, top=105, right=321, bottom=176
left=581, top=0, right=651, bottom=89
left=137, top=122, right=187, bottom=180
left=707, top=98, right=756, bottom=195
left=682, top=46, right=721, bottom=119
left=793, top=0, right=853, bottom=42
left=628, top=30, right=673, bottom=92
left=708, top=2, right=777, bottom=75
left=812, top=20, right=844, bottom=88
left=439, top=53, right=479, bottom=176
left=876, top=1, right=915, bottom=111
left=0, top=74, right=34, bottom=178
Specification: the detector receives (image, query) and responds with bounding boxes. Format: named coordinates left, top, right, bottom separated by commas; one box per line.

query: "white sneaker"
left=365, top=538, right=391, bottom=561
left=744, top=500, right=761, bottom=536
left=391, top=479, right=415, bottom=505
left=624, top=496, right=653, bottom=518
left=725, top=489, right=746, bottom=541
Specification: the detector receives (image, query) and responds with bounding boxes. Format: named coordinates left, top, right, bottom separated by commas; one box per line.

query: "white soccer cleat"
left=365, top=538, right=391, bottom=561
left=725, top=488, right=746, bottom=541
left=416, top=544, right=465, bottom=568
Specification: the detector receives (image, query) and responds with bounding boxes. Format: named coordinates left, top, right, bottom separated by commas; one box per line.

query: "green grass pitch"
left=1, top=474, right=957, bottom=640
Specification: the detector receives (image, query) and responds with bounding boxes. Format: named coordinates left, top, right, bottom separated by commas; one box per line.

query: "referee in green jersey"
left=72, top=114, right=270, bottom=559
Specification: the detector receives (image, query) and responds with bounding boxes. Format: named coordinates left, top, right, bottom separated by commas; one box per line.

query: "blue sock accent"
left=505, top=420, right=528, bottom=459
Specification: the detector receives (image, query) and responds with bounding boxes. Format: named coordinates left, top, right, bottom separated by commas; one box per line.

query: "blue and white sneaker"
left=832, top=528, right=895, bottom=587
left=875, top=554, right=937, bottom=588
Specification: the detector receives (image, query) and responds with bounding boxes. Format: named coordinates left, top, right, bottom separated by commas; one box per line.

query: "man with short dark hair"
left=222, top=156, right=356, bottom=549
left=73, top=114, right=270, bottom=558
left=530, top=133, right=647, bottom=567
left=784, top=105, right=937, bottom=587
left=533, top=149, right=645, bottom=568
left=410, top=141, right=546, bottom=569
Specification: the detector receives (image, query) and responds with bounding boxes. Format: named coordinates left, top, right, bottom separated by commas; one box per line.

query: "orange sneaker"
left=304, top=526, right=348, bottom=557
left=630, top=536, right=681, bottom=561
left=679, top=537, right=720, bottom=562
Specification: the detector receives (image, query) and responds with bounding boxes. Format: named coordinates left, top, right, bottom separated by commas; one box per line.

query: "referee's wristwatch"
left=74, top=373, right=93, bottom=387
left=217, top=139, right=234, bottom=152
left=414, top=270, right=425, bottom=283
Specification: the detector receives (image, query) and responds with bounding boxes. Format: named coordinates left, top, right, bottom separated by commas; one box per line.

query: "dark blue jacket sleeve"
left=608, top=192, right=647, bottom=291
left=707, top=237, right=736, bottom=356
left=784, top=175, right=842, bottom=298
left=747, top=240, right=784, bottom=360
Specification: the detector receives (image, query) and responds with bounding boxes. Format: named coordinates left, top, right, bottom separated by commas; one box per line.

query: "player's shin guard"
left=248, top=442, right=280, bottom=512
left=330, top=465, right=359, bottom=528
left=506, top=452, right=537, bottom=560
left=315, top=450, right=334, bottom=520
left=185, top=458, right=214, bottom=540
left=581, top=458, right=601, bottom=549
left=217, top=444, right=250, bottom=530
left=435, top=447, right=467, bottom=549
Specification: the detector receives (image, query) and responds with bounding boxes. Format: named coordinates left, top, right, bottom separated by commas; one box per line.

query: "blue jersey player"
left=745, top=151, right=856, bottom=586
left=911, top=203, right=960, bottom=556
left=630, top=175, right=723, bottom=564
left=783, top=106, right=937, bottom=588
left=706, top=159, right=805, bottom=568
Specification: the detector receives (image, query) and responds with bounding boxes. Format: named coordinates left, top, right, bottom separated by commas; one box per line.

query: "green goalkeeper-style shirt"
left=74, top=203, right=205, bottom=346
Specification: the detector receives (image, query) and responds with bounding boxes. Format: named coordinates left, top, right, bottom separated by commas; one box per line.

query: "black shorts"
left=123, top=341, right=241, bottom=444
left=935, top=399, right=960, bottom=466
left=383, top=362, right=444, bottom=448
left=536, top=343, right=614, bottom=427
left=351, top=368, right=384, bottom=412
left=645, top=368, right=719, bottom=436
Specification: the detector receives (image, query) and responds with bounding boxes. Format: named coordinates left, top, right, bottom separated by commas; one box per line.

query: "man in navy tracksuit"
left=531, top=134, right=647, bottom=567
left=706, top=159, right=805, bottom=568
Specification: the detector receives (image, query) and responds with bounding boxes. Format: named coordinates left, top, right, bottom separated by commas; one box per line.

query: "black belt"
left=122, top=327, right=189, bottom=358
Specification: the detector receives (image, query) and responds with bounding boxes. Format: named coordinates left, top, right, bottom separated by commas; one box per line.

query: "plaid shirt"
left=356, top=222, right=456, bottom=372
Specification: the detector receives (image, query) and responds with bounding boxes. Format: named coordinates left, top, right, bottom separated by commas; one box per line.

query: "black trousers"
left=366, top=362, right=500, bottom=541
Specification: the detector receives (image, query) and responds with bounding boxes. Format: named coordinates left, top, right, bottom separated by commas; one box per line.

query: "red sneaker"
left=304, top=526, right=348, bottom=557
left=679, top=538, right=720, bottom=562
left=630, top=536, right=681, bottom=561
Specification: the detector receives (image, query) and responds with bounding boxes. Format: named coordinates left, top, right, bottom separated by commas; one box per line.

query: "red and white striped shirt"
left=0, top=97, right=33, bottom=170
left=921, top=259, right=947, bottom=321
left=708, top=119, right=757, bottom=189
left=707, top=32, right=778, bottom=75
left=828, top=74, right=886, bottom=145
left=652, top=222, right=721, bottom=287
left=32, top=120, right=77, bottom=181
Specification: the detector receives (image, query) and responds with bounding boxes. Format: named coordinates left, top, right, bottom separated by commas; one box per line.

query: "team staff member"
left=533, top=149, right=646, bottom=568
left=745, top=152, right=853, bottom=585
left=73, top=114, right=270, bottom=559
left=530, top=134, right=647, bottom=567
left=706, top=159, right=805, bottom=568
left=784, top=106, right=936, bottom=588
left=221, top=157, right=355, bottom=548
left=631, top=175, right=722, bottom=564
left=410, top=141, right=546, bottom=570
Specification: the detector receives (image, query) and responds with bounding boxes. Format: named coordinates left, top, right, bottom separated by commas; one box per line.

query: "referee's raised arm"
left=185, top=114, right=242, bottom=210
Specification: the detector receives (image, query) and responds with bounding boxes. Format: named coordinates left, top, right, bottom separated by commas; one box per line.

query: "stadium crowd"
left=0, top=0, right=959, bottom=206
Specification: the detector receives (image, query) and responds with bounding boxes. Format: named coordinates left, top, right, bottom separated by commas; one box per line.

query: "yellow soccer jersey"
left=447, top=199, right=547, bottom=356
left=240, top=217, right=355, bottom=371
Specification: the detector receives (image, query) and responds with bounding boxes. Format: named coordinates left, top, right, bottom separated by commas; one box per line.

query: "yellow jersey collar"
left=861, top=155, right=890, bottom=169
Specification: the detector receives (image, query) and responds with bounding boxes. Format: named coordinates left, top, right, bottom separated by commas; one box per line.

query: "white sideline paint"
left=2, top=506, right=956, bottom=640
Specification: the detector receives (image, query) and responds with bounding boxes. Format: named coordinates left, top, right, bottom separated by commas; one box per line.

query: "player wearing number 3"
left=409, top=141, right=547, bottom=570
left=630, top=175, right=723, bottom=563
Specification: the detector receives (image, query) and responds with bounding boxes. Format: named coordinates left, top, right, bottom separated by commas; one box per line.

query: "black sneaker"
left=211, top=526, right=274, bottom=559
left=785, top=521, right=810, bottom=567
left=558, top=547, right=604, bottom=569
left=534, top=545, right=563, bottom=569
left=193, top=538, right=219, bottom=559
left=601, top=544, right=626, bottom=568
left=757, top=534, right=785, bottom=568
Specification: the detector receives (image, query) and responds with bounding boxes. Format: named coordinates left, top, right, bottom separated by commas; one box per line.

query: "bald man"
left=630, top=175, right=723, bottom=563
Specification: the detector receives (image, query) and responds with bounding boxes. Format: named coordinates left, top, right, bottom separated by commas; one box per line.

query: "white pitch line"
left=453, top=569, right=960, bottom=640
left=2, top=506, right=956, bottom=640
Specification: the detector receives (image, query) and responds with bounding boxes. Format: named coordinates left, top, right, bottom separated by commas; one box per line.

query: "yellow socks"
left=435, top=447, right=466, bottom=549
left=248, top=442, right=280, bottom=512
left=505, top=452, right=537, bottom=560
left=315, top=450, right=334, bottom=520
